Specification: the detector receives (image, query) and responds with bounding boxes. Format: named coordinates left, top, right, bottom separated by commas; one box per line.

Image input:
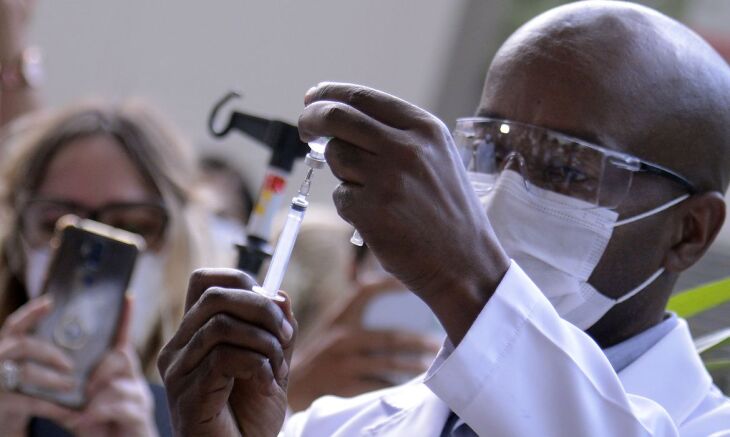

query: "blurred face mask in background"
left=23, top=245, right=51, bottom=299
left=127, top=252, right=166, bottom=350
left=207, top=213, right=247, bottom=247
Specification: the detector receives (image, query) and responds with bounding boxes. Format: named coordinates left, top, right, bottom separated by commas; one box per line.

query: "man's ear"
left=664, top=191, right=726, bottom=273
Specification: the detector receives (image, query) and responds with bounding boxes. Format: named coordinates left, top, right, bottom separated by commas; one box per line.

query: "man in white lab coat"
left=158, top=1, right=730, bottom=436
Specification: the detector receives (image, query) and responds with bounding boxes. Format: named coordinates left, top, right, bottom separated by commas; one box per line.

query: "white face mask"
left=480, top=170, right=688, bottom=330
left=24, top=246, right=52, bottom=299
left=127, top=252, right=167, bottom=350
left=207, top=213, right=247, bottom=247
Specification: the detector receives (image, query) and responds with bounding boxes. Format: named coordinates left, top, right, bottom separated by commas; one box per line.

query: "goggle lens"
left=455, top=118, right=637, bottom=208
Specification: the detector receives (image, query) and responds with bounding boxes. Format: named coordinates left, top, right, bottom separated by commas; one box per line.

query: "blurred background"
left=27, top=0, right=730, bottom=339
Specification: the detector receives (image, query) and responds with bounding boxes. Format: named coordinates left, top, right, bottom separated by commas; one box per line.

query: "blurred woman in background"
left=0, top=102, right=224, bottom=435
left=0, top=102, right=221, bottom=369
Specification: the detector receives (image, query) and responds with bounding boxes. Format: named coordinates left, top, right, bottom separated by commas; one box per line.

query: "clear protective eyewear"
left=453, top=117, right=696, bottom=208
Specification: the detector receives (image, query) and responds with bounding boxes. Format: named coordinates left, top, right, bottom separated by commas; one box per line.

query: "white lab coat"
left=283, top=262, right=730, bottom=436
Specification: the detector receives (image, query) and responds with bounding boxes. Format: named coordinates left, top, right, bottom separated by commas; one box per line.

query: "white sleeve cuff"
left=424, top=260, right=544, bottom=406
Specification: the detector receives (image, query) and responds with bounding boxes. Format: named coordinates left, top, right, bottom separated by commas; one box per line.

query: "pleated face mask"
left=479, top=170, right=688, bottom=330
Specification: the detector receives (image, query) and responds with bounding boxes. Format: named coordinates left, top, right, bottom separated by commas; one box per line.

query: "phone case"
left=18, top=215, right=144, bottom=408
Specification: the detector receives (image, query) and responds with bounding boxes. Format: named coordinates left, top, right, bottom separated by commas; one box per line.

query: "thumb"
left=274, top=290, right=298, bottom=388
left=274, top=290, right=298, bottom=354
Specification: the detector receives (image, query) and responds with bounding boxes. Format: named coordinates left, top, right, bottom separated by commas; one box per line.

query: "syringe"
left=252, top=137, right=328, bottom=299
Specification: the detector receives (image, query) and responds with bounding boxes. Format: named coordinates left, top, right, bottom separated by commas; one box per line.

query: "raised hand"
left=158, top=269, right=296, bottom=437
left=0, top=297, right=77, bottom=437
left=298, top=83, right=510, bottom=345
left=287, top=276, right=439, bottom=411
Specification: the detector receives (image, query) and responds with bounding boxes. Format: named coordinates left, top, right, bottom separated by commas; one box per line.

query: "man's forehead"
left=476, top=55, right=633, bottom=157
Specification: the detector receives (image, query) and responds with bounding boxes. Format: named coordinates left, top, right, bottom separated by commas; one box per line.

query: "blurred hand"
left=298, top=82, right=510, bottom=345
left=70, top=296, right=157, bottom=437
left=288, top=328, right=438, bottom=412
left=0, top=297, right=77, bottom=437
left=287, top=276, right=440, bottom=412
left=0, top=0, right=37, bottom=59
left=158, top=269, right=296, bottom=437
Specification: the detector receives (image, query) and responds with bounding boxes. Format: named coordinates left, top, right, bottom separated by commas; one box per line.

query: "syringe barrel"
left=260, top=200, right=307, bottom=297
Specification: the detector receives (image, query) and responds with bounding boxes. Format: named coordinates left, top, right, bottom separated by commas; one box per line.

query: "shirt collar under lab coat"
left=604, top=313, right=679, bottom=373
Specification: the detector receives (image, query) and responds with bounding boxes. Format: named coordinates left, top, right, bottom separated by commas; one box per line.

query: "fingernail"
left=304, top=86, right=317, bottom=104
left=281, top=319, right=294, bottom=342
left=277, top=359, right=289, bottom=380
left=277, top=291, right=294, bottom=318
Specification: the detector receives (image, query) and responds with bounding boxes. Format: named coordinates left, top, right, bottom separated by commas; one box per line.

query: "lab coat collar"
left=618, top=318, right=712, bottom=424
left=367, top=378, right=450, bottom=436
left=366, top=320, right=710, bottom=434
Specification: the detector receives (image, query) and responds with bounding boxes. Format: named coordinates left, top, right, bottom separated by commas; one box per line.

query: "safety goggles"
left=19, top=198, right=169, bottom=250
left=453, top=117, right=696, bottom=208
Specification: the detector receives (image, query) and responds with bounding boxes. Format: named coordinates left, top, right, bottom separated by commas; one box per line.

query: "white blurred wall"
left=28, top=1, right=470, bottom=205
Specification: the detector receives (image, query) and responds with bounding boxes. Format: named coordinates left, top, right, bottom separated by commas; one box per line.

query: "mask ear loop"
left=615, top=267, right=665, bottom=304
left=613, top=194, right=690, bottom=227
left=610, top=193, right=688, bottom=304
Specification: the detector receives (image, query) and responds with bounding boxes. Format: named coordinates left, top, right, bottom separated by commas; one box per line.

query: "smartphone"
left=18, top=215, right=145, bottom=408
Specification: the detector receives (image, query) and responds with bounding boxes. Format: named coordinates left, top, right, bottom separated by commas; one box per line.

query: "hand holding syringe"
left=252, top=137, right=329, bottom=299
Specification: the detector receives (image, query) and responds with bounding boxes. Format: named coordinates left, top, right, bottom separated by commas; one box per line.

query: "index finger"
left=1, top=296, right=53, bottom=336
left=184, top=268, right=256, bottom=312
left=2, top=391, right=78, bottom=425
left=304, top=82, right=433, bottom=130
left=172, top=286, right=292, bottom=352
left=85, top=346, right=139, bottom=399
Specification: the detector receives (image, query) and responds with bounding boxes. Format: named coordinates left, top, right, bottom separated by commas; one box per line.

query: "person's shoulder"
left=284, top=378, right=433, bottom=436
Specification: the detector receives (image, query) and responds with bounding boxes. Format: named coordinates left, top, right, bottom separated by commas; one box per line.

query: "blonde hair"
left=0, top=101, right=223, bottom=377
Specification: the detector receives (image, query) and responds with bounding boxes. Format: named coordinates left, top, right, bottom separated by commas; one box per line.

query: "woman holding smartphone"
left=0, top=100, right=224, bottom=435
left=0, top=0, right=227, bottom=433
